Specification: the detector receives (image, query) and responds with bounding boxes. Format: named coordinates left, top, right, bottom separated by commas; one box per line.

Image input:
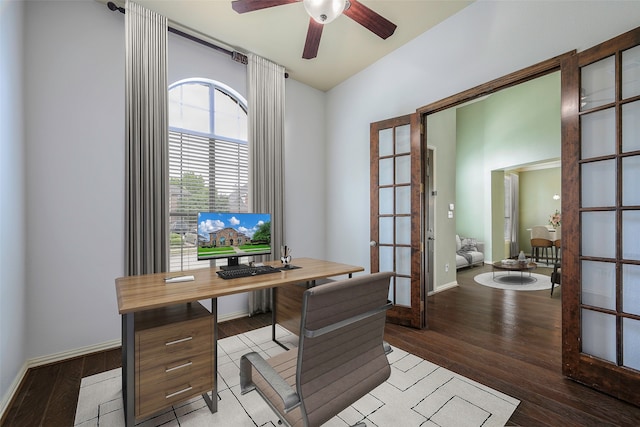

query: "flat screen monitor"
left=197, top=212, right=271, bottom=269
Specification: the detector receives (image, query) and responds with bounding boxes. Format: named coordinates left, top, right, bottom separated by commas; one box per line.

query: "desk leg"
left=202, top=298, right=218, bottom=413
left=122, top=313, right=135, bottom=427
left=271, top=289, right=289, bottom=350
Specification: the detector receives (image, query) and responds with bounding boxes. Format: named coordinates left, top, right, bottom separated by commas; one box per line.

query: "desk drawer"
left=137, top=353, right=212, bottom=417
left=137, top=315, right=212, bottom=369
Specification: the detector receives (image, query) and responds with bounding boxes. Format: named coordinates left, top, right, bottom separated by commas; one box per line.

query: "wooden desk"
left=115, top=257, right=363, bottom=426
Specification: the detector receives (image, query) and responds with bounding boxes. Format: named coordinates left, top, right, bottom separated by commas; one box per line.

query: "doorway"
left=423, top=67, right=564, bottom=294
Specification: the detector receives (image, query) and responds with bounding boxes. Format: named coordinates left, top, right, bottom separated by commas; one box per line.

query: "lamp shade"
left=303, top=0, right=346, bottom=24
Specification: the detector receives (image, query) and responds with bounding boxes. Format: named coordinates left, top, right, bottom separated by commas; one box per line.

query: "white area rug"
left=475, top=271, right=557, bottom=291
left=74, top=325, right=519, bottom=427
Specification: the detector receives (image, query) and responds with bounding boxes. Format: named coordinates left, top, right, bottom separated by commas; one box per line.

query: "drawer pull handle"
left=166, top=385, right=193, bottom=399
left=166, top=361, right=192, bottom=373
left=165, top=336, right=193, bottom=346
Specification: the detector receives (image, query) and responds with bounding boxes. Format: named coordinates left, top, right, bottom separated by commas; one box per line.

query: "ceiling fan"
left=231, top=0, right=397, bottom=59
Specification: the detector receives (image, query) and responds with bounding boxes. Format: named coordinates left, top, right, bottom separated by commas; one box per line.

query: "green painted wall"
left=455, top=71, right=561, bottom=262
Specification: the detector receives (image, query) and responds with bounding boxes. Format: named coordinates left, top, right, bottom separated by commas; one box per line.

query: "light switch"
left=448, top=211, right=454, bottom=219
left=449, top=203, right=455, bottom=211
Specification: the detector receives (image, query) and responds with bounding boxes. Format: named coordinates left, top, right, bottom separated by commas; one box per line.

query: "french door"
left=370, top=113, right=425, bottom=329
left=561, top=26, right=640, bottom=406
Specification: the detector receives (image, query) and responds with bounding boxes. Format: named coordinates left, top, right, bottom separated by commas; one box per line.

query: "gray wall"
left=1, top=0, right=26, bottom=411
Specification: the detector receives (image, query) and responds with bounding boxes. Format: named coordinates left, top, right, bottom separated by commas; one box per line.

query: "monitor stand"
left=219, top=256, right=249, bottom=271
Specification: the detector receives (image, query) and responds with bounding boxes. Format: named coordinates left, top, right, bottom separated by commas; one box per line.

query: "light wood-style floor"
left=3, top=265, right=640, bottom=426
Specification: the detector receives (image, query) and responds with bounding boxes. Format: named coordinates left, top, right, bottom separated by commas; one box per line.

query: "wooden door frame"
left=416, top=52, right=574, bottom=117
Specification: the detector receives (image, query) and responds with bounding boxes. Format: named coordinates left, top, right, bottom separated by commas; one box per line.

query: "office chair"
left=240, top=272, right=393, bottom=427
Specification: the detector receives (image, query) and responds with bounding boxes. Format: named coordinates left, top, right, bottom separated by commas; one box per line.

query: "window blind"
left=168, top=130, right=248, bottom=271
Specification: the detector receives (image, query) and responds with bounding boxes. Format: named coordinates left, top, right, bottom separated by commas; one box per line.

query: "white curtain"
left=506, top=173, right=520, bottom=257
left=124, top=0, right=169, bottom=276
left=247, top=53, right=286, bottom=314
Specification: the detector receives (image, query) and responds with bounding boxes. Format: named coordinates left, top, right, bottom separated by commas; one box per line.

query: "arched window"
left=168, top=79, right=248, bottom=271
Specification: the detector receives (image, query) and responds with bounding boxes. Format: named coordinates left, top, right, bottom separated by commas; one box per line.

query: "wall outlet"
left=445, top=263, right=449, bottom=272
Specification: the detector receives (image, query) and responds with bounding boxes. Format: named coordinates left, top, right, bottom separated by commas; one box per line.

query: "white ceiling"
left=109, top=0, right=473, bottom=91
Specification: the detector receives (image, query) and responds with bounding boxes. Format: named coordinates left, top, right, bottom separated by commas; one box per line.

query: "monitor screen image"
left=197, top=212, right=272, bottom=266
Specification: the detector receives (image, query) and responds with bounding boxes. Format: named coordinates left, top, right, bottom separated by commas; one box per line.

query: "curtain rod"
left=107, top=1, right=248, bottom=66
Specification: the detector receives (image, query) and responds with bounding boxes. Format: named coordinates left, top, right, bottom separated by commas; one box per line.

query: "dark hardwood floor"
left=3, top=265, right=640, bottom=426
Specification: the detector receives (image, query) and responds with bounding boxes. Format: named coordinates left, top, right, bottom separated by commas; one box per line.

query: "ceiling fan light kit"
left=303, top=0, right=347, bottom=24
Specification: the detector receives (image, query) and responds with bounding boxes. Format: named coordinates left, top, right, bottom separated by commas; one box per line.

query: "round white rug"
left=474, top=271, right=558, bottom=291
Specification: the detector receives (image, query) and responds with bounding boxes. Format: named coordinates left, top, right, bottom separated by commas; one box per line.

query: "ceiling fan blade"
left=343, top=0, right=396, bottom=39
left=302, top=18, right=323, bottom=59
left=231, top=0, right=299, bottom=14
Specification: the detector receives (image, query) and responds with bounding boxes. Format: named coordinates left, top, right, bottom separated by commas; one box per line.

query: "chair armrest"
left=240, top=352, right=301, bottom=413
left=383, top=341, right=393, bottom=355
left=476, top=242, right=485, bottom=254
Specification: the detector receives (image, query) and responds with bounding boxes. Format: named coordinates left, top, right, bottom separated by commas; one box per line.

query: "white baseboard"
left=430, top=281, right=458, bottom=295
left=0, top=362, right=28, bottom=422
left=28, top=339, right=122, bottom=369
left=218, top=310, right=250, bottom=323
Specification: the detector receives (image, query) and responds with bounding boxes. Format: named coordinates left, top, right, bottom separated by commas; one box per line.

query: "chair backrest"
left=531, top=225, right=552, bottom=240
left=553, top=226, right=561, bottom=242
left=296, top=272, right=393, bottom=427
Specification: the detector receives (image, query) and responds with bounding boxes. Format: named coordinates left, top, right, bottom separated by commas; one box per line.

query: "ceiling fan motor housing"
left=303, top=0, right=347, bottom=24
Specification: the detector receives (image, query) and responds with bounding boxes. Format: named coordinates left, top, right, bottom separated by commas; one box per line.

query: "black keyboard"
left=216, top=265, right=280, bottom=280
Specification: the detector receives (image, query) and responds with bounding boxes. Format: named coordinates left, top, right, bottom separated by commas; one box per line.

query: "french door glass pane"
left=622, top=45, right=640, bottom=100
left=395, top=155, right=411, bottom=184
left=395, top=276, right=411, bottom=306
left=581, top=260, right=616, bottom=310
left=379, top=158, right=393, bottom=186
left=622, top=210, right=640, bottom=260
left=396, top=216, right=411, bottom=245
left=581, top=109, right=615, bottom=159
left=379, top=128, right=393, bottom=156
left=379, top=246, right=393, bottom=272
left=623, top=318, right=640, bottom=371
left=582, top=211, right=616, bottom=258
left=623, top=264, right=640, bottom=316
left=396, top=186, right=411, bottom=214
left=581, top=55, right=615, bottom=111
left=581, top=309, right=617, bottom=363
left=379, top=188, right=393, bottom=214
left=395, top=124, right=410, bottom=154
left=622, top=101, right=640, bottom=152
left=623, top=155, right=640, bottom=206
left=396, top=247, right=411, bottom=276
left=379, top=217, right=393, bottom=245
left=582, top=160, right=616, bottom=207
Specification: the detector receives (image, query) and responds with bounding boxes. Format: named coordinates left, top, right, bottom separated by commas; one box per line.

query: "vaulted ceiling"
left=108, top=1, right=473, bottom=91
